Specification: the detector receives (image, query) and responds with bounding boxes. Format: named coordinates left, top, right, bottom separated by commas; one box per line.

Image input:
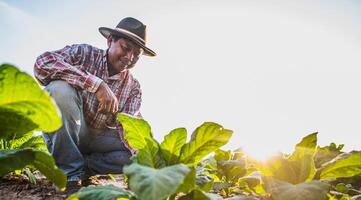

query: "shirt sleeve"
left=34, top=44, right=103, bottom=93
left=121, top=80, right=142, bottom=118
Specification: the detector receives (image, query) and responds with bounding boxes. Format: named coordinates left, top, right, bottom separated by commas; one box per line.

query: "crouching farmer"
left=33, top=17, right=156, bottom=193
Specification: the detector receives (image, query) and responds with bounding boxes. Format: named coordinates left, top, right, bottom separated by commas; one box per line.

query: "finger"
left=111, top=97, right=118, bottom=113
left=105, top=101, right=112, bottom=113
left=110, top=101, right=115, bottom=113
left=112, top=101, right=118, bottom=113
left=98, top=103, right=106, bottom=113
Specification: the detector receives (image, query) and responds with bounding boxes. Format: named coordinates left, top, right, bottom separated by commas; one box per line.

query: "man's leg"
left=79, top=128, right=132, bottom=176
left=42, top=80, right=87, bottom=181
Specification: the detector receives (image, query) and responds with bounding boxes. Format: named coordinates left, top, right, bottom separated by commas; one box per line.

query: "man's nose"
left=126, top=51, right=134, bottom=62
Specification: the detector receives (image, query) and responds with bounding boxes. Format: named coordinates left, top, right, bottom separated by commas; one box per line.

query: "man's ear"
left=107, top=36, right=112, bottom=48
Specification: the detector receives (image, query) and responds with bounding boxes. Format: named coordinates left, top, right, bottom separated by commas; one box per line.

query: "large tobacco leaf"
left=123, top=163, right=190, bottom=200
left=261, top=133, right=318, bottom=184
left=263, top=177, right=330, bottom=200
left=288, top=132, right=317, bottom=182
left=319, top=151, right=361, bottom=179
left=160, top=128, right=187, bottom=165
left=0, top=64, right=62, bottom=139
left=67, top=185, right=136, bottom=200
left=117, top=113, right=164, bottom=168
left=0, top=148, right=66, bottom=190
left=179, top=122, right=233, bottom=165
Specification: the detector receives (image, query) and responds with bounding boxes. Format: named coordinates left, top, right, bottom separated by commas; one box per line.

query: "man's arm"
left=34, top=44, right=103, bottom=93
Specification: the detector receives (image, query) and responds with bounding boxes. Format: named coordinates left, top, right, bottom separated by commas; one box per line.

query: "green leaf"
left=177, top=167, right=196, bottom=193
left=293, top=132, right=318, bottom=150
left=289, top=132, right=317, bottom=182
left=218, top=158, right=247, bottom=182
left=335, top=183, right=349, bottom=193
left=23, top=167, right=37, bottom=184
left=0, top=149, right=34, bottom=176
left=2, top=131, right=33, bottom=150
left=0, top=64, right=62, bottom=139
left=261, top=133, right=318, bottom=184
left=32, top=150, right=67, bottom=190
left=178, top=189, right=223, bottom=200
left=0, top=108, right=38, bottom=140
left=123, top=163, right=190, bottom=200
left=117, top=113, right=164, bottom=168
left=19, top=135, right=47, bottom=151
left=315, top=142, right=344, bottom=168
left=214, top=149, right=232, bottom=162
left=239, top=171, right=262, bottom=188
left=176, top=166, right=214, bottom=193
left=196, top=172, right=214, bottom=192
left=0, top=148, right=66, bottom=190
left=67, top=185, right=136, bottom=200
left=319, top=151, right=361, bottom=179
left=262, top=153, right=315, bottom=184
left=224, top=195, right=258, bottom=200
left=160, top=128, right=187, bottom=165
left=179, top=122, right=233, bottom=165
left=117, top=113, right=152, bottom=149
left=263, top=177, right=330, bottom=200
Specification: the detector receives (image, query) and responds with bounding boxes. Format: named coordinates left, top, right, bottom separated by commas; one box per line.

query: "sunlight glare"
left=243, top=147, right=279, bottom=162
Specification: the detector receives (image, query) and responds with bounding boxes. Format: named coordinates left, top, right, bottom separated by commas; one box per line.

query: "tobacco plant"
left=260, top=133, right=361, bottom=200
left=118, top=113, right=233, bottom=200
left=70, top=114, right=233, bottom=200
left=0, top=64, right=66, bottom=190
left=200, top=148, right=263, bottom=199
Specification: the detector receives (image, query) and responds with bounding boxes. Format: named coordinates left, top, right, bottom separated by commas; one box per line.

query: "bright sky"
left=1, top=0, right=360, bottom=160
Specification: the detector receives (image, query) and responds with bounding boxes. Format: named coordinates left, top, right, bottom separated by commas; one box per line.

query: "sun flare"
left=243, top=147, right=279, bottom=162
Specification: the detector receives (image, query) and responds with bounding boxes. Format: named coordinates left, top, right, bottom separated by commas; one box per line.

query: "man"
left=34, top=17, right=156, bottom=191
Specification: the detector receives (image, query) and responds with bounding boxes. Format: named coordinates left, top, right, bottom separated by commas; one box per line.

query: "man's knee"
left=45, top=80, right=81, bottom=111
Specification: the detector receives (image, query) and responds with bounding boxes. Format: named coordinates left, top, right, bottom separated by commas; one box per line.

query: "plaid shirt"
left=34, top=44, right=142, bottom=153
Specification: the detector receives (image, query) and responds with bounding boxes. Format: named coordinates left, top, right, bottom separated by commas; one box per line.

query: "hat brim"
left=99, top=27, right=156, bottom=57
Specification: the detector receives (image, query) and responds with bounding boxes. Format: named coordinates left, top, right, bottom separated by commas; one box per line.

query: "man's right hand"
left=95, top=82, right=119, bottom=114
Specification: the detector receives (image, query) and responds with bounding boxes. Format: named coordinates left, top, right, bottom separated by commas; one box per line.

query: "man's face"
left=107, top=37, right=143, bottom=73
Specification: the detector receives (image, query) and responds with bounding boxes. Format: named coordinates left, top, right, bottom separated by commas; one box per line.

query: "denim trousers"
left=42, top=80, right=131, bottom=181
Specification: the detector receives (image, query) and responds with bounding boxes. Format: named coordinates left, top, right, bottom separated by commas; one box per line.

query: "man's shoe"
left=64, top=180, right=82, bottom=196
left=81, top=176, right=100, bottom=187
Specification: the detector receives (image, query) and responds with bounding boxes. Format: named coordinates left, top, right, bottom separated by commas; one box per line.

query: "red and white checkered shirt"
left=34, top=44, right=142, bottom=153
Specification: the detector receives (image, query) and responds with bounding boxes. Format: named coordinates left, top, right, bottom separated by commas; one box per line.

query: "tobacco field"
left=0, top=64, right=360, bottom=200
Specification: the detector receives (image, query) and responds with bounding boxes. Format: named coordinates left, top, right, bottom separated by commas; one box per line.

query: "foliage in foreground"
left=259, top=133, right=361, bottom=200
left=119, top=113, right=233, bottom=200
left=0, top=64, right=66, bottom=190
left=1, top=64, right=359, bottom=200
left=69, top=114, right=361, bottom=200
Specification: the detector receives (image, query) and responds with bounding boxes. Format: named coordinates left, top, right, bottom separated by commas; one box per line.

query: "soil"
left=0, top=173, right=128, bottom=200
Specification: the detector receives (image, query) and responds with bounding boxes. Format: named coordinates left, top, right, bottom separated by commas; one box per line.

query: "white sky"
left=1, top=0, right=360, bottom=160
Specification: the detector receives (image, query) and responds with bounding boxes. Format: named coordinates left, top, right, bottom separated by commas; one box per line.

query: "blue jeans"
left=42, top=81, right=131, bottom=181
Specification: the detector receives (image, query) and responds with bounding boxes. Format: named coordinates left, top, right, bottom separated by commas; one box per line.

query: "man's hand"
left=95, top=82, right=119, bottom=113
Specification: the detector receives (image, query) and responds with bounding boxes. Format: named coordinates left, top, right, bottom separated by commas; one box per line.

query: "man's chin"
left=115, top=65, right=127, bottom=73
